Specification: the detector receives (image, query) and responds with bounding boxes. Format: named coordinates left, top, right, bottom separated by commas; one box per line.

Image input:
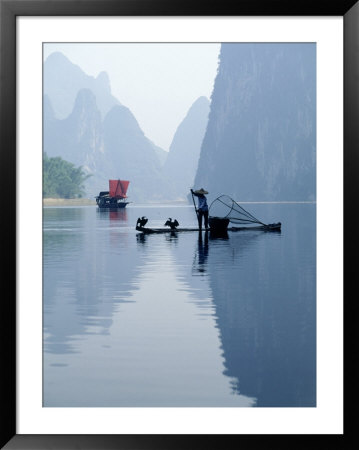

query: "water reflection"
left=136, top=233, right=147, bottom=244
left=165, top=212, right=315, bottom=406
left=43, top=204, right=316, bottom=407
left=193, top=231, right=209, bottom=274
left=185, top=219, right=315, bottom=406
left=165, top=231, right=179, bottom=242
left=43, top=207, right=137, bottom=356
left=96, top=208, right=128, bottom=222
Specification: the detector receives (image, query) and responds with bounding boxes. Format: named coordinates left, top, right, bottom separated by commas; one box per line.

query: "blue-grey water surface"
left=43, top=203, right=316, bottom=407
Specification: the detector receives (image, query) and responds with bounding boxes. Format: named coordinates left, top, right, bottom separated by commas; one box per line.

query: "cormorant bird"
left=136, top=216, right=148, bottom=228
left=164, top=218, right=179, bottom=230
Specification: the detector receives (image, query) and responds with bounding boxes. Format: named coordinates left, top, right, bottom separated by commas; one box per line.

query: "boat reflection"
left=96, top=208, right=128, bottom=222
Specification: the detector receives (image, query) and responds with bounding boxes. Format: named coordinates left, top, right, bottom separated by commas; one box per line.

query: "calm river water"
left=43, top=203, right=316, bottom=407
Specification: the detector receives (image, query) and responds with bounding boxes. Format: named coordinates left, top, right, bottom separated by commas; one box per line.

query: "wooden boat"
left=95, top=179, right=130, bottom=209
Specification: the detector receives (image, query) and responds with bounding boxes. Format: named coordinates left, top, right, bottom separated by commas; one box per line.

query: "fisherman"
left=191, top=188, right=209, bottom=231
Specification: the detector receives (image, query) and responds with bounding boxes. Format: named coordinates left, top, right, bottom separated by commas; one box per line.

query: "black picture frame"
left=1, top=1, right=357, bottom=448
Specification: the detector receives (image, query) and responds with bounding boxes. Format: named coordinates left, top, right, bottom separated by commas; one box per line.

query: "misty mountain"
left=44, top=89, right=175, bottom=201
left=164, top=96, right=210, bottom=200
left=44, top=52, right=120, bottom=119
left=44, top=90, right=109, bottom=195
left=103, top=105, right=174, bottom=202
left=44, top=90, right=103, bottom=166
left=151, top=142, right=168, bottom=166
left=194, top=43, right=316, bottom=202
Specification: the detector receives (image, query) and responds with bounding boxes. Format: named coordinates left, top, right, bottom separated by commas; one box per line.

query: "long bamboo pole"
left=190, top=189, right=199, bottom=224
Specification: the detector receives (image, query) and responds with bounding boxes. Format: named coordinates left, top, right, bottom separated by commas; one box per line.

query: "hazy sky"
left=43, top=43, right=220, bottom=151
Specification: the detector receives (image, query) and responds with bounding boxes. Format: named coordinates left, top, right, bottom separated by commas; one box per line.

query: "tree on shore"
left=43, top=153, right=91, bottom=198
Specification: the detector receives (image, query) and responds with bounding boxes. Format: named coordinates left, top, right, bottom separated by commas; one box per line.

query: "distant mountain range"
left=44, top=46, right=316, bottom=204
left=44, top=52, right=120, bottom=120
left=43, top=52, right=209, bottom=202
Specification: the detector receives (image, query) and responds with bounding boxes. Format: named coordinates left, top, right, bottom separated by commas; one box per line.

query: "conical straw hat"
left=193, top=188, right=208, bottom=195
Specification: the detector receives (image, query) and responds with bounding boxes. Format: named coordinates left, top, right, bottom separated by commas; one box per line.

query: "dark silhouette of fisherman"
left=191, top=188, right=209, bottom=231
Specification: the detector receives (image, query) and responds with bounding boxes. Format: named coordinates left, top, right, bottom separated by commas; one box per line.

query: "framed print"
left=1, top=0, right=357, bottom=448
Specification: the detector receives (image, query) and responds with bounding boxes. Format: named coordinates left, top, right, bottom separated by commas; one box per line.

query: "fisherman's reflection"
left=195, top=231, right=209, bottom=273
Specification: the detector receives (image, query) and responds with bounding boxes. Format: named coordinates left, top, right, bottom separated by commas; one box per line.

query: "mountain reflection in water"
left=43, top=204, right=315, bottom=407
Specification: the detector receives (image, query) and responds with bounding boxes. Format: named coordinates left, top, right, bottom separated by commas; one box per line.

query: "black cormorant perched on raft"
left=136, top=216, right=148, bottom=228
left=164, top=218, right=179, bottom=230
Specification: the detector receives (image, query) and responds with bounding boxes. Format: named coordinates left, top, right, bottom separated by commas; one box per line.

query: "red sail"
left=109, top=180, right=130, bottom=198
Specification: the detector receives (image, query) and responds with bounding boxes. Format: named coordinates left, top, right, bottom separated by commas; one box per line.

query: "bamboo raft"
left=136, top=223, right=281, bottom=234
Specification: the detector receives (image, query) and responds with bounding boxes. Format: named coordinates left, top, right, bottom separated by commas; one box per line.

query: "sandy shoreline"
left=43, top=198, right=96, bottom=206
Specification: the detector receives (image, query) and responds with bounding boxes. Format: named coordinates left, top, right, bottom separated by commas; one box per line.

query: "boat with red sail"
left=95, top=179, right=130, bottom=209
